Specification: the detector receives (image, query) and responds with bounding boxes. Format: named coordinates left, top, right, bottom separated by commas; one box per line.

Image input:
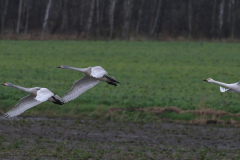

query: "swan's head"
left=1, top=82, right=13, bottom=87
left=203, top=78, right=214, bottom=82
left=57, top=65, right=68, bottom=69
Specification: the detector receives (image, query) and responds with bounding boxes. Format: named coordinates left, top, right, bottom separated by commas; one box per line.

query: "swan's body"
left=1, top=82, right=63, bottom=118
left=203, top=78, right=240, bottom=94
left=57, top=65, right=119, bottom=103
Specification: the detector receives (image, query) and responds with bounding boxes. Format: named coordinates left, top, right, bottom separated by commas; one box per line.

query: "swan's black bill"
left=203, top=79, right=207, bottom=81
left=57, top=66, right=61, bottom=68
left=1, top=83, right=6, bottom=86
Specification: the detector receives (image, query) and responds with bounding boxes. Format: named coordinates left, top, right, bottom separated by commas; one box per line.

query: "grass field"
left=1, top=40, right=240, bottom=121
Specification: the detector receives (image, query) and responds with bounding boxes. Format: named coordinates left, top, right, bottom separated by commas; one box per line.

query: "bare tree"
left=86, top=0, right=95, bottom=37
left=99, top=0, right=105, bottom=33
left=24, top=0, right=31, bottom=34
left=135, top=0, right=145, bottom=33
left=227, top=0, right=235, bottom=39
left=109, top=0, right=116, bottom=39
left=156, top=0, right=166, bottom=37
left=218, top=0, right=225, bottom=38
left=150, top=0, right=162, bottom=35
left=230, top=0, right=235, bottom=39
left=211, top=0, right=217, bottom=38
left=51, top=0, right=63, bottom=35
left=16, top=0, right=23, bottom=34
left=1, top=0, right=9, bottom=34
left=78, top=0, right=86, bottom=37
left=122, top=0, right=133, bottom=39
left=61, top=0, right=68, bottom=31
left=96, top=0, right=100, bottom=37
left=188, top=0, right=192, bottom=38
left=0, top=0, right=240, bottom=40
left=42, top=0, right=52, bottom=36
left=228, top=0, right=232, bottom=24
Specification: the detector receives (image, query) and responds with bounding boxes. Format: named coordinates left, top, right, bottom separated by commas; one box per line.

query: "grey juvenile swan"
left=1, top=82, right=63, bottom=118
left=57, top=65, right=119, bottom=103
left=203, top=78, right=240, bottom=94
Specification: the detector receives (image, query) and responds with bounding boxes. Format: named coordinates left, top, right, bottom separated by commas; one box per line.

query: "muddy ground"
left=0, top=117, right=240, bottom=160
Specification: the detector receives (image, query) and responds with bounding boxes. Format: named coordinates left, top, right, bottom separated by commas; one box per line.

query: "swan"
left=203, top=78, right=240, bottom=94
left=57, top=65, right=119, bottom=103
left=1, top=82, right=63, bottom=118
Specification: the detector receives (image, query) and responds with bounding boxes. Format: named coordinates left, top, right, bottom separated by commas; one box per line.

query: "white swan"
left=203, top=78, right=240, bottom=94
left=1, top=82, right=63, bottom=118
left=57, top=65, right=119, bottom=103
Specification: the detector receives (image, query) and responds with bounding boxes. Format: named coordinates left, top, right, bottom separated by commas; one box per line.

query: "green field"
left=1, top=40, right=240, bottom=120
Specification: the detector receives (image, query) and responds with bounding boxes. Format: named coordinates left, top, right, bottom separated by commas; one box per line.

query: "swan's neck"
left=210, top=80, right=230, bottom=88
left=65, top=66, right=87, bottom=73
left=9, top=84, right=31, bottom=93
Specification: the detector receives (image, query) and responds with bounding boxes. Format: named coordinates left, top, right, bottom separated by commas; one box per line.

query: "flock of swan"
left=1, top=65, right=119, bottom=118
left=1, top=65, right=240, bottom=118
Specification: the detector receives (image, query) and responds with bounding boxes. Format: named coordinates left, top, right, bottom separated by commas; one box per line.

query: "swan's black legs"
left=107, top=82, right=117, bottom=86
left=52, top=96, right=64, bottom=105
left=106, top=76, right=119, bottom=84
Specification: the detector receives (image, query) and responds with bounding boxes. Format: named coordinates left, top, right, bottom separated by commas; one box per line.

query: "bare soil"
left=0, top=117, right=240, bottom=159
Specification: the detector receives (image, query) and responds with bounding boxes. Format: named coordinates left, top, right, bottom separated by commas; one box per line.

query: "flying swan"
left=57, top=65, right=119, bottom=103
left=203, top=78, right=240, bottom=94
left=1, top=82, right=63, bottom=118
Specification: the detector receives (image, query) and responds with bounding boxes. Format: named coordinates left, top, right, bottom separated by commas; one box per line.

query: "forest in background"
left=0, top=0, right=239, bottom=40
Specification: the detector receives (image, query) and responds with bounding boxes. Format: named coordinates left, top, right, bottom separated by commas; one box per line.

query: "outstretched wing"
left=3, top=95, right=42, bottom=118
left=35, top=88, right=54, bottom=102
left=220, top=86, right=230, bottom=92
left=62, top=76, right=100, bottom=103
left=90, top=66, right=108, bottom=78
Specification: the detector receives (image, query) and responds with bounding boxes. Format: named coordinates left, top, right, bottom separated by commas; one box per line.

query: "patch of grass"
left=219, top=114, right=231, bottom=121
left=158, top=111, right=196, bottom=121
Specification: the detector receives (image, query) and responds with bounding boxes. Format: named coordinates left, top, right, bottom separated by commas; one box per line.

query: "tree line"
left=0, top=0, right=239, bottom=40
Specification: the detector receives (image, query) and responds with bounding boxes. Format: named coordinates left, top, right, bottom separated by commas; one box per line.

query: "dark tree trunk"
left=156, top=0, right=166, bottom=37
left=78, top=0, right=85, bottom=37
left=122, top=0, right=133, bottom=39
left=211, top=0, right=217, bottom=38
left=230, top=0, right=235, bottom=39
left=150, top=0, right=162, bottom=35
left=109, top=0, right=116, bottom=39
left=1, top=0, right=9, bottom=34
left=188, top=0, right=192, bottom=39
left=86, top=0, right=95, bottom=37
left=61, top=0, right=68, bottom=32
left=218, top=0, right=225, bottom=38
left=96, top=0, right=100, bottom=37
left=135, top=0, right=145, bottom=33
left=42, top=0, right=52, bottom=36
left=16, top=0, right=23, bottom=34
left=24, top=0, right=31, bottom=34
left=51, top=0, right=64, bottom=35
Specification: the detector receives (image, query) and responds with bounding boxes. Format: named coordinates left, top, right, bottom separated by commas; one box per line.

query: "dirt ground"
left=0, top=117, right=240, bottom=160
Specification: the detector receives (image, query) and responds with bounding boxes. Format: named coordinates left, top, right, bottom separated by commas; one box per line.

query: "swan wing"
left=220, top=86, right=230, bottom=92
left=35, top=88, right=54, bottom=102
left=90, top=66, right=108, bottom=78
left=62, top=75, right=100, bottom=103
left=3, top=95, right=42, bottom=118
